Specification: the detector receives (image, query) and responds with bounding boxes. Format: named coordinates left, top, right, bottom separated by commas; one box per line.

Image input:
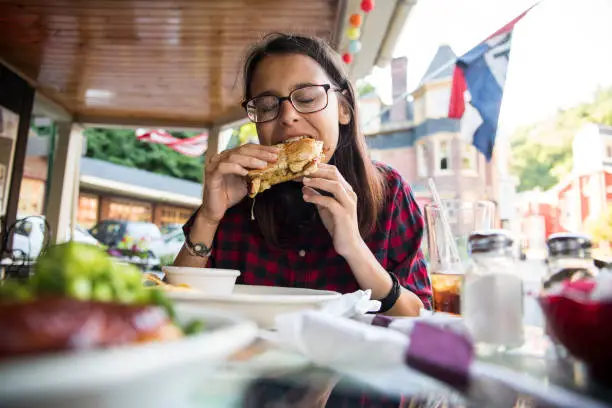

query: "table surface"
left=191, top=326, right=612, bottom=408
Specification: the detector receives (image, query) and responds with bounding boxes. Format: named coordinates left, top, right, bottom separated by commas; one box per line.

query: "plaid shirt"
left=183, top=162, right=432, bottom=310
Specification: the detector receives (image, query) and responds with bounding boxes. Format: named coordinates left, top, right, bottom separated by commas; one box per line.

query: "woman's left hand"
left=302, top=163, right=363, bottom=257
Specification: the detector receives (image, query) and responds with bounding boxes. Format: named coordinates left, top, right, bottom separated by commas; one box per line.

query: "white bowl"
left=166, top=284, right=341, bottom=329
left=162, top=266, right=240, bottom=295
left=0, top=306, right=258, bottom=408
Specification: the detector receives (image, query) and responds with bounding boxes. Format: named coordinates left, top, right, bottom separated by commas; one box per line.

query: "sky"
left=366, top=0, right=612, bottom=139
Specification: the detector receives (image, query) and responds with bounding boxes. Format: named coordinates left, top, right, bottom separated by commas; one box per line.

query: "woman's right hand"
left=200, top=143, right=279, bottom=222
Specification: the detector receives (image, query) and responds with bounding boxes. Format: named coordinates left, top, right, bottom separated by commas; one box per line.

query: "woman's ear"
left=337, top=91, right=352, bottom=125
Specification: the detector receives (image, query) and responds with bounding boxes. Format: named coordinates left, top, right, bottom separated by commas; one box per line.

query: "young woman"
left=174, top=33, right=432, bottom=316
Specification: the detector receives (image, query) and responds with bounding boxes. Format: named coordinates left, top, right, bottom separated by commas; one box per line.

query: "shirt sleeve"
left=387, top=179, right=433, bottom=310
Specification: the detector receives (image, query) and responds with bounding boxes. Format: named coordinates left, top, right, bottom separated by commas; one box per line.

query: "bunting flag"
left=448, top=4, right=537, bottom=161
left=135, top=129, right=208, bottom=157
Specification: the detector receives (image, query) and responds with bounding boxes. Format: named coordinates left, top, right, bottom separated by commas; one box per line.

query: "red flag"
left=135, top=129, right=208, bottom=157
left=448, top=65, right=467, bottom=119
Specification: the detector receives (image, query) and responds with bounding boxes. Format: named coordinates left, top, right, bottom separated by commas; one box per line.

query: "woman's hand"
left=302, top=163, right=362, bottom=257
left=201, top=144, right=279, bottom=222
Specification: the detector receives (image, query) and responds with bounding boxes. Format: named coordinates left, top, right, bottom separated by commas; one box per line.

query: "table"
left=192, top=327, right=612, bottom=407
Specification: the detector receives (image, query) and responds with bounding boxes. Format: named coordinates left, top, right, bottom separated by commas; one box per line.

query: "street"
left=521, top=257, right=548, bottom=328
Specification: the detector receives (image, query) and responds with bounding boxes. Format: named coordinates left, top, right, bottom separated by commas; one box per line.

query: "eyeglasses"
left=242, top=84, right=340, bottom=123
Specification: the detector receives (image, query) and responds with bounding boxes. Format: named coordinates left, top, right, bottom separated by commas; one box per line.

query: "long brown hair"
left=243, top=33, right=386, bottom=248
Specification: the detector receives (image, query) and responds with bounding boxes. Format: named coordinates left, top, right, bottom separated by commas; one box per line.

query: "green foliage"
left=84, top=128, right=204, bottom=183
left=357, top=81, right=376, bottom=97
left=225, top=122, right=259, bottom=150
left=511, top=87, right=612, bottom=192
left=587, top=206, right=612, bottom=244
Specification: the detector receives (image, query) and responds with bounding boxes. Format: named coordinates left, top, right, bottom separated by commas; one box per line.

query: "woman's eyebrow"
left=292, top=82, right=318, bottom=90
left=251, top=82, right=320, bottom=99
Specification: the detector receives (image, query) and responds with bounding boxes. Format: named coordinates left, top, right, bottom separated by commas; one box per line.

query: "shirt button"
left=298, top=249, right=306, bottom=257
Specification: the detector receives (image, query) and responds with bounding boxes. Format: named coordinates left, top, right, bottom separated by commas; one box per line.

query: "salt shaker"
left=462, top=230, right=524, bottom=352
left=543, top=233, right=598, bottom=289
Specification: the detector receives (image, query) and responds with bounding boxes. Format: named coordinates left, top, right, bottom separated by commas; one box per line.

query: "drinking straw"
left=427, top=178, right=462, bottom=267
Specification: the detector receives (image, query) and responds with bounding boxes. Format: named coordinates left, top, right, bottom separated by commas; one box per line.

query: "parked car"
left=9, top=216, right=100, bottom=259
left=160, top=223, right=183, bottom=236
left=158, top=228, right=185, bottom=262
left=89, top=220, right=165, bottom=258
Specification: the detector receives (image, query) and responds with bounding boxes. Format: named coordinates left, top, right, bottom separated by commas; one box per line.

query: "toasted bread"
left=247, top=137, right=325, bottom=198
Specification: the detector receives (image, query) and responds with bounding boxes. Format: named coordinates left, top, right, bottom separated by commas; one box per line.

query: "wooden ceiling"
left=0, top=0, right=344, bottom=128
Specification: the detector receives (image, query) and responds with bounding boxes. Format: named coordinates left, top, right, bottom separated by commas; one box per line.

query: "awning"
left=0, top=0, right=417, bottom=129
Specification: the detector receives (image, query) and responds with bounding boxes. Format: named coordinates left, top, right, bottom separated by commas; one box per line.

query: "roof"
left=0, top=0, right=342, bottom=128
left=2, top=1, right=416, bottom=129
left=80, top=157, right=202, bottom=205
left=380, top=100, right=414, bottom=124
left=418, top=45, right=457, bottom=86
left=366, top=118, right=460, bottom=150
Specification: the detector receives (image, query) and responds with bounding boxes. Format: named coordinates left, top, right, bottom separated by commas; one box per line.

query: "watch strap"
left=184, top=233, right=213, bottom=258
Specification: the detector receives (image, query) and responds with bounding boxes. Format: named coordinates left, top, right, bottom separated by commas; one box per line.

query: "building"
left=517, top=123, right=612, bottom=249
left=364, top=46, right=513, bottom=222
left=19, top=131, right=200, bottom=229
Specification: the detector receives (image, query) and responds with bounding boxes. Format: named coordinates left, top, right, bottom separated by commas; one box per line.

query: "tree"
left=84, top=128, right=205, bottom=183
left=510, top=87, right=612, bottom=192
left=587, top=207, right=612, bottom=244
left=225, top=122, right=259, bottom=150
left=356, top=81, right=376, bottom=97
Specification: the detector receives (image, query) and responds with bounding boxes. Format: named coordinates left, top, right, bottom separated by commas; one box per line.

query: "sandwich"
left=247, top=136, right=325, bottom=198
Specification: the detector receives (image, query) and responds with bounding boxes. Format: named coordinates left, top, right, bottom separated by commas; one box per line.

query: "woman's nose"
left=278, top=99, right=300, bottom=125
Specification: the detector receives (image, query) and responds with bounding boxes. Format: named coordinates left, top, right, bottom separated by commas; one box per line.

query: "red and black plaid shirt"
left=183, top=162, right=432, bottom=310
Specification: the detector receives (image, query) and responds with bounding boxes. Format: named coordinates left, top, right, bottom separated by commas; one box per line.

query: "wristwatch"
left=184, top=233, right=213, bottom=258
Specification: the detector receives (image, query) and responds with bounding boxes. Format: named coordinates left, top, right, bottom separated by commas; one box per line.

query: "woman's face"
left=249, top=53, right=350, bottom=161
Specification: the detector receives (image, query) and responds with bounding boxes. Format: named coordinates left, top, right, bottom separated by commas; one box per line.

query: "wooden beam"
left=45, top=122, right=84, bottom=244
left=212, top=106, right=248, bottom=129
left=1, top=64, right=35, bottom=250
left=75, top=115, right=212, bottom=131
left=32, top=92, right=72, bottom=122
left=374, top=0, right=418, bottom=68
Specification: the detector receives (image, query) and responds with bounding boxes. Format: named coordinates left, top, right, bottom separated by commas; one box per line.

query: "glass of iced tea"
left=430, top=272, right=463, bottom=314
left=424, top=201, right=494, bottom=315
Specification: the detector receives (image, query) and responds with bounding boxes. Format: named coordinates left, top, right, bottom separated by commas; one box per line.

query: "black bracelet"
left=377, top=272, right=401, bottom=313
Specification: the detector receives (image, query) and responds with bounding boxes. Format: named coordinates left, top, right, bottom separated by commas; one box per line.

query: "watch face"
left=194, top=244, right=204, bottom=252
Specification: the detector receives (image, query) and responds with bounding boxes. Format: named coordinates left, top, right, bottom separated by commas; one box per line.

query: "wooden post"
left=45, top=122, right=84, bottom=244
left=0, top=64, right=35, bottom=248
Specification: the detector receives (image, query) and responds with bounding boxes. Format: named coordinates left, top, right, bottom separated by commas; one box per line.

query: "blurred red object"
left=360, top=0, right=374, bottom=13
left=538, top=278, right=612, bottom=384
left=342, top=53, right=352, bottom=64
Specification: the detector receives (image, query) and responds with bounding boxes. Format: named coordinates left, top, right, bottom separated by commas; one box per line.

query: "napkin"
left=271, top=290, right=608, bottom=407
left=318, top=289, right=381, bottom=317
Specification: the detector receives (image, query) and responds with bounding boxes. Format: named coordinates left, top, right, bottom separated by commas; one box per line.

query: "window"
left=461, top=142, right=478, bottom=173
left=435, top=138, right=452, bottom=173
left=416, top=143, right=428, bottom=178
left=606, top=141, right=612, bottom=159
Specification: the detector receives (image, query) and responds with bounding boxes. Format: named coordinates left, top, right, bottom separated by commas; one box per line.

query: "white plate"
left=0, top=306, right=258, bottom=408
left=166, top=284, right=341, bottom=329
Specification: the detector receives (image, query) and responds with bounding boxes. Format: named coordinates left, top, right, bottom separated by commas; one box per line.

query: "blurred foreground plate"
left=0, top=305, right=258, bottom=408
